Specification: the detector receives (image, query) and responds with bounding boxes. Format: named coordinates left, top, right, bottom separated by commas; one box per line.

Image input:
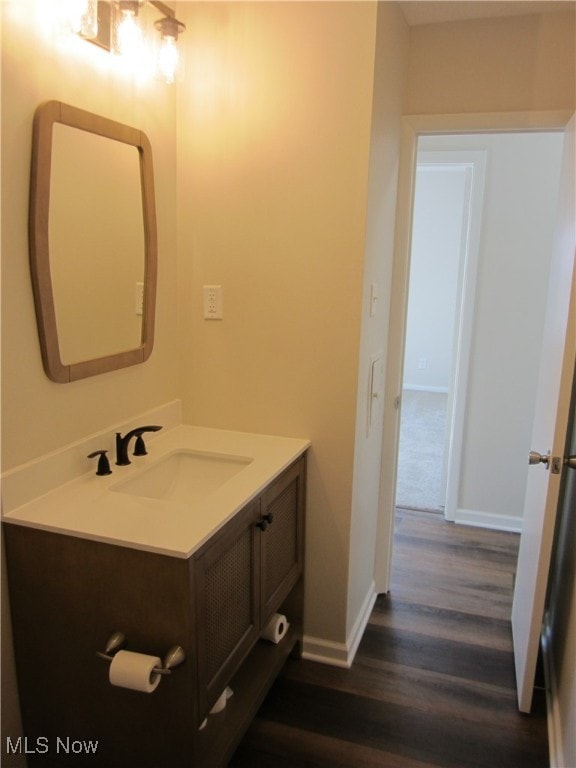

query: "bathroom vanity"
left=3, top=423, right=309, bottom=767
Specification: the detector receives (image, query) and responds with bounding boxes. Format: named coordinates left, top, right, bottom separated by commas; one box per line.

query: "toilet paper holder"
left=96, top=631, right=186, bottom=676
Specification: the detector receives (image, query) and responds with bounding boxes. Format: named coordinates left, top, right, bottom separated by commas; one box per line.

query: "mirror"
left=29, top=101, right=157, bottom=382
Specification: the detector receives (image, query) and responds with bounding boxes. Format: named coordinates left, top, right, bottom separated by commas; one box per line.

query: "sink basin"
left=111, top=450, right=253, bottom=503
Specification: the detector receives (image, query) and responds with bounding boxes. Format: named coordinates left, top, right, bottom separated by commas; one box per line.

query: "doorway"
left=393, top=130, right=563, bottom=525
left=375, top=113, right=570, bottom=598
left=395, top=151, right=484, bottom=515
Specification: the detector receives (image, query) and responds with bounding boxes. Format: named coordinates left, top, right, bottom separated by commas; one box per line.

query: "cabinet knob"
left=256, top=513, right=274, bottom=532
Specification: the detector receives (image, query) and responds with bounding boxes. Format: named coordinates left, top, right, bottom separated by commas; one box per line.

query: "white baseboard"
left=402, top=384, right=449, bottom=394
left=542, top=617, right=563, bottom=768
left=302, top=583, right=377, bottom=668
left=455, top=507, right=523, bottom=533
left=301, top=636, right=351, bottom=667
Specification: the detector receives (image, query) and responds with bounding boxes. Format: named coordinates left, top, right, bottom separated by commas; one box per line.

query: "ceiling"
left=398, top=1, right=575, bottom=26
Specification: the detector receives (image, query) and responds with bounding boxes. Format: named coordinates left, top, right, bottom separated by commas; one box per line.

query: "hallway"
left=231, top=509, right=549, bottom=767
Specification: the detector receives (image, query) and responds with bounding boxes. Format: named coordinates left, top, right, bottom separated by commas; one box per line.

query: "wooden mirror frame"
left=29, top=101, right=157, bottom=383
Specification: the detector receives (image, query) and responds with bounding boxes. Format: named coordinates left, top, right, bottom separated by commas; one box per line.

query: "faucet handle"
left=88, top=450, right=112, bottom=476
left=116, top=425, right=162, bottom=466
left=133, top=425, right=162, bottom=456
left=133, top=434, right=148, bottom=456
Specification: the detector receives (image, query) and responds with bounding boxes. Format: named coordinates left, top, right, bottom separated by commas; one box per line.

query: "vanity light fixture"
left=63, top=0, right=99, bottom=40
left=65, top=0, right=186, bottom=83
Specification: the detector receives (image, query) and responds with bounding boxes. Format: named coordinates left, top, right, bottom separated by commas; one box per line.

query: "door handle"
left=528, top=450, right=550, bottom=467
left=529, top=451, right=576, bottom=473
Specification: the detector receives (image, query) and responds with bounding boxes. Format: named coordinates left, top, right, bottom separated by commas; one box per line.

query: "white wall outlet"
left=203, top=285, right=223, bottom=319
left=418, top=357, right=428, bottom=370
left=135, top=282, right=144, bottom=316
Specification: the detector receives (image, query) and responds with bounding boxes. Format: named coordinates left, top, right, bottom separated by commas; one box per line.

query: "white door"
left=511, top=115, right=576, bottom=713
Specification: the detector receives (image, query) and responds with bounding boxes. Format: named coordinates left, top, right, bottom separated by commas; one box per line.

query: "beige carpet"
left=395, top=389, right=448, bottom=511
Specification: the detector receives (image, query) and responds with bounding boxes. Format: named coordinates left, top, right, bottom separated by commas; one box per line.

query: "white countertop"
left=2, top=425, right=310, bottom=558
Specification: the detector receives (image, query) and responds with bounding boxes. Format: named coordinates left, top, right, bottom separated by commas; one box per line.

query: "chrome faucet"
left=115, top=425, right=162, bottom=466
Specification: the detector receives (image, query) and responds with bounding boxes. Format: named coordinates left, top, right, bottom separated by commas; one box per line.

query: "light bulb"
left=158, top=35, right=179, bottom=84
left=154, top=16, right=186, bottom=84
left=112, top=2, right=146, bottom=63
left=116, top=10, right=142, bottom=57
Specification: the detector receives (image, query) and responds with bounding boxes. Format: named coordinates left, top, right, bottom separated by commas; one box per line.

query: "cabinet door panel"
left=260, top=458, right=305, bottom=622
left=195, top=501, right=260, bottom=717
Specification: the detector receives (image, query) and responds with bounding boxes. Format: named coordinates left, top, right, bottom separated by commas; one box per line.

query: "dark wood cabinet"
left=4, top=454, right=306, bottom=768
left=195, top=457, right=305, bottom=723
left=195, top=500, right=261, bottom=718
left=260, top=458, right=305, bottom=623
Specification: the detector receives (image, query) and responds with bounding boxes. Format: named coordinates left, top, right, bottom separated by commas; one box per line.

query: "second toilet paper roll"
left=261, top=613, right=289, bottom=644
left=109, top=650, right=162, bottom=693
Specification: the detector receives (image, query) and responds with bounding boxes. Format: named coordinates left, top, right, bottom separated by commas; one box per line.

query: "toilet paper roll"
left=261, top=613, right=289, bottom=644
left=109, top=650, right=162, bottom=693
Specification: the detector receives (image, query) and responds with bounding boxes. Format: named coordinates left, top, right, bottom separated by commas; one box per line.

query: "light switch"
left=368, top=353, right=384, bottom=435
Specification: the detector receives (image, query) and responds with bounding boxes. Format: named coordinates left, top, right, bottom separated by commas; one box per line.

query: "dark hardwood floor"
left=230, top=508, right=549, bottom=767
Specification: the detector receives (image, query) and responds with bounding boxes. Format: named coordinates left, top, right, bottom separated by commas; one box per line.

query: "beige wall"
left=2, top=0, right=575, bottom=757
left=407, top=11, right=575, bottom=115
left=1, top=1, right=179, bottom=758
left=347, top=2, right=408, bottom=640
left=1, top=1, right=179, bottom=470
left=176, top=1, right=378, bottom=644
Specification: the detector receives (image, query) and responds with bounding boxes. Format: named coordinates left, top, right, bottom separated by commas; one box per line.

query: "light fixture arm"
left=149, top=1, right=176, bottom=19
left=116, top=0, right=145, bottom=14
